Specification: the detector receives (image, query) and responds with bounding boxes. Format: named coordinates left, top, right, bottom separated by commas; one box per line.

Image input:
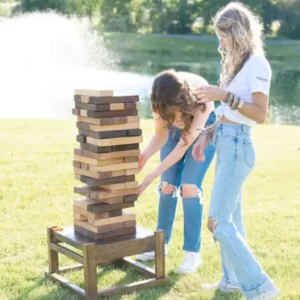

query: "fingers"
left=197, top=98, right=209, bottom=103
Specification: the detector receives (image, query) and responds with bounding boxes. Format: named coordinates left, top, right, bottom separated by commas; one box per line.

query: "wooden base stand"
left=45, top=226, right=170, bottom=299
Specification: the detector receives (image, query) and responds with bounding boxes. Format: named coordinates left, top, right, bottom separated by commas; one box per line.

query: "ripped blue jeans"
left=209, top=123, right=276, bottom=298
left=157, top=111, right=216, bottom=253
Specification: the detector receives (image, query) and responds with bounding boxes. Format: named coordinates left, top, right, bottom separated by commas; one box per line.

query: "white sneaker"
left=246, top=286, right=280, bottom=300
left=202, top=278, right=242, bottom=293
left=177, top=251, right=202, bottom=274
left=136, top=245, right=168, bottom=262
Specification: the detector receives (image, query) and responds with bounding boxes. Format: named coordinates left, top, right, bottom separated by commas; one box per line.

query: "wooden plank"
left=124, top=169, right=139, bottom=176
left=74, top=197, right=126, bottom=210
left=77, top=128, right=141, bottom=139
left=96, top=235, right=156, bottom=261
left=75, top=175, right=135, bottom=186
left=88, top=212, right=135, bottom=227
left=83, top=243, right=98, bottom=298
left=125, top=181, right=139, bottom=189
left=74, top=155, right=123, bottom=166
left=87, top=202, right=134, bottom=214
left=89, top=122, right=140, bottom=132
left=155, top=231, right=165, bottom=279
left=50, top=243, right=83, bottom=264
left=77, top=109, right=138, bottom=118
left=124, top=195, right=138, bottom=203
left=101, top=183, right=126, bottom=190
left=124, top=156, right=139, bottom=163
left=86, top=136, right=143, bottom=147
left=75, top=95, right=139, bottom=104
left=123, top=220, right=136, bottom=228
left=75, top=102, right=136, bottom=112
left=74, top=212, right=88, bottom=221
left=88, top=162, right=139, bottom=173
left=45, top=272, right=85, bottom=298
left=76, top=135, right=86, bottom=143
left=80, top=143, right=139, bottom=154
left=77, top=116, right=140, bottom=127
left=117, top=258, right=155, bottom=278
left=75, top=89, right=113, bottom=97
left=74, top=225, right=136, bottom=240
left=74, top=148, right=140, bottom=161
left=47, top=226, right=59, bottom=274
left=74, top=168, right=125, bottom=180
left=74, top=206, right=122, bottom=219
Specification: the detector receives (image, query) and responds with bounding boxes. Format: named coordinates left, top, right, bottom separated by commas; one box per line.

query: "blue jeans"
left=209, top=123, right=276, bottom=298
left=157, top=111, right=216, bottom=253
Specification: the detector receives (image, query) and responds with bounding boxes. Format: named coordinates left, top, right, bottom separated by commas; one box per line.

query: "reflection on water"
left=0, top=12, right=299, bottom=124
left=120, top=60, right=300, bottom=125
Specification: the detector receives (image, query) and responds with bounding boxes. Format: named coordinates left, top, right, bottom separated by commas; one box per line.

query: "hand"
left=138, top=172, right=156, bottom=196
left=139, top=153, right=149, bottom=171
left=196, top=85, right=227, bottom=103
left=192, top=134, right=209, bottom=162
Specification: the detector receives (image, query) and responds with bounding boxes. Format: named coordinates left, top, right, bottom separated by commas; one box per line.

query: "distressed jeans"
left=157, top=111, right=216, bottom=253
left=209, top=123, right=276, bottom=298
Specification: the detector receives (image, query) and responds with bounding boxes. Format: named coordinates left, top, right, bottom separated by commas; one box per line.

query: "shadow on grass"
left=10, top=262, right=179, bottom=300
left=210, top=289, right=242, bottom=300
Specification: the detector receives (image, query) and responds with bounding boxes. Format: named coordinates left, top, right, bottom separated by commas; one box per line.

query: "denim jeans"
left=209, top=123, right=276, bottom=298
left=157, top=111, right=217, bottom=253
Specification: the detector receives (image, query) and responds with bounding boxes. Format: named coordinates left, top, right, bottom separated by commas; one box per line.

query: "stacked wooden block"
left=72, top=90, right=142, bottom=240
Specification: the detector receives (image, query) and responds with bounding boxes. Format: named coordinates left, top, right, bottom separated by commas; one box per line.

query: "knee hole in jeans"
left=158, top=181, right=178, bottom=196
left=181, top=184, right=200, bottom=198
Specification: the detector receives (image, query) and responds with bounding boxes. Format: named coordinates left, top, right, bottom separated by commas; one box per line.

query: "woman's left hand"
left=196, top=85, right=227, bottom=103
left=138, top=172, right=157, bottom=196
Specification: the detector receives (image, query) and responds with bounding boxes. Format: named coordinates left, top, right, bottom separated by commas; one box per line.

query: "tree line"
left=12, top=0, right=300, bottom=39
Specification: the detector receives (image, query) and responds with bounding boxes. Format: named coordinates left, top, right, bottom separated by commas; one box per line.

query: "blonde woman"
left=193, top=3, right=279, bottom=300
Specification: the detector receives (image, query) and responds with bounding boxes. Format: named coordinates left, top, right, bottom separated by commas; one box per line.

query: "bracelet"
left=198, top=127, right=216, bottom=145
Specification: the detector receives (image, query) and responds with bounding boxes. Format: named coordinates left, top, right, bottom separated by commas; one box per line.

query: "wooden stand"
left=45, top=226, right=169, bottom=299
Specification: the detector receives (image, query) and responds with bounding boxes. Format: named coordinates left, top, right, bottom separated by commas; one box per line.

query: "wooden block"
left=101, top=183, right=126, bottom=190
left=127, top=129, right=142, bottom=137
left=88, top=162, right=139, bottom=173
left=86, top=136, right=143, bottom=147
left=88, top=211, right=136, bottom=227
left=74, top=206, right=122, bottom=219
left=74, top=168, right=122, bottom=180
left=74, top=148, right=140, bottom=160
left=75, top=102, right=137, bottom=112
left=110, top=222, right=124, bottom=231
left=124, top=156, right=139, bottom=163
left=75, top=95, right=138, bottom=104
left=74, top=219, right=110, bottom=234
left=112, top=144, right=140, bottom=152
left=77, top=116, right=140, bottom=127
left=72, top=108, right=80, bottom=116
left=74, top=155, right=123, bottom=166
left=86, top=202, right=134, bottom=213
left=78, top=129, right=127, bottom=139
left=124, top=195, right=138, bottom=202
left=80, top=162, right=89, bottom=170
left=74, top=225, right=136, bottom=239
left=76, top=175, right=135, bottom=186
left=126, top=116, right=140, bottom=123
left=123, top=220, right=137, bottom=228
left=80, top=143, right=139, bottom=154
left=124, top=169, right=139, bottom=176
left=81, top=121, right=140, bottom=132
left=74, top=197, right=125, bottom=210
left=81, top=109, right=138, bottom=118
left=79, top=143, right=111, bottom=153
left=73, top=161, right=81, bottom=168
left=74, top=212, right=87, bottom=221
left=76, top=135, right=86, bottom=143
left=74, top=89, right=113, bottom=97
left=125, top=181, right=139, bottom=189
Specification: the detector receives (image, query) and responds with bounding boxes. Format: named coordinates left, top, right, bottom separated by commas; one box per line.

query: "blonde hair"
left=214, top=2, right=265, bottom=87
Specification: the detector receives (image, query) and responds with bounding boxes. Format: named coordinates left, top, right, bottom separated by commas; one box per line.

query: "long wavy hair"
left=151, top=69, right=206, bottom=143
left=214, top=2, right=265, bottom=87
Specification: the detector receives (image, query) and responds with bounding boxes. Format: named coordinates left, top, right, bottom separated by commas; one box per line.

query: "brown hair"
left=151, top=69, right=206, bottom=143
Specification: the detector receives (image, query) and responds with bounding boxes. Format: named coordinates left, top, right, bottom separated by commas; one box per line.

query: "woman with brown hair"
left=137, top=70, right=216, bottom=274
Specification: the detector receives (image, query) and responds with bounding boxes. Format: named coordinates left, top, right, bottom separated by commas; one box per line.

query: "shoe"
left=246, top=286, right=280, bottom=300
left=136, top=245, right=168, bottom=262
left=177, top=251, right=202, bottom=274
left=202, top=278, right=242, bottom=293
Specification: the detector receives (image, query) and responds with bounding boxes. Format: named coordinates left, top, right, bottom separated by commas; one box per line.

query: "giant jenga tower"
left=72, top=90, right=142, bottom=240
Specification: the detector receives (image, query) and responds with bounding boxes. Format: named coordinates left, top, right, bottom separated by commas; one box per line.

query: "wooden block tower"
left=72, top=89, right=142, bottom=240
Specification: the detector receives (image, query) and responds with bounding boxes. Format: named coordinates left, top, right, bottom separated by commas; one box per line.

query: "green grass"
left=0, top=119, right=300, bottom=300
left=104, top=32, right=300, bottom=65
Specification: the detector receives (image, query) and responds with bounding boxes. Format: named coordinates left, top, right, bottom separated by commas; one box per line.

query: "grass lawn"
left=0, top=119, right=299, bottom=300
left=104, top=32, right=300, bottom=65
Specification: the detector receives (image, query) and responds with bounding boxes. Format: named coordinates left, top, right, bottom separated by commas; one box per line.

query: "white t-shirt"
left=216, top=53, right=272, bottom=126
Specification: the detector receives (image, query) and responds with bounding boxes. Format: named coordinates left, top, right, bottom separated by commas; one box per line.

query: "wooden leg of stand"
left=83, top=243, right=97, bottom=299
left=155, top=230, right=165, bottom=279
left=47, top=226, right=59, bottom=274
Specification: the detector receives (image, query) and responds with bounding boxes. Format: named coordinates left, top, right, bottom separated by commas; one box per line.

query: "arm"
left=139, top=112, right=168, bottom=170
left=236, top=92, right=268, bottom=124
left=151, top=105, right=213, bottom=179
